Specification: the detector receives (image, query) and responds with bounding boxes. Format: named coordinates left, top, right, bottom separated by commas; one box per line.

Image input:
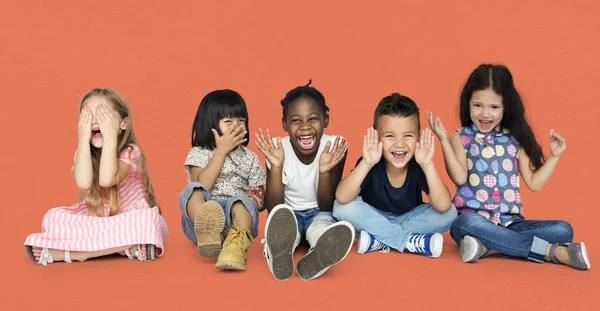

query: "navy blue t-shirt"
left=357, top=157, right=429, bottom=215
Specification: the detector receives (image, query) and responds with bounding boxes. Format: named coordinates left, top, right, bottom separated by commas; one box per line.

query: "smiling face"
left=376, top=114, right=419, bottom=170
left=282, top=97, right=329, bottom=163
left=469, top=88, right=504, bottom=133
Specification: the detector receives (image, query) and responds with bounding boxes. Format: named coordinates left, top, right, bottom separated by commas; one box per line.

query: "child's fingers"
left=436, top=117, right=443, bottom=129
left=427, top=128, right=433, bottom=146
left=323, top=141, right=332, bottom=154
left=212, top=129, right=220, bottom=140
left=329, top=136, right=340, bottom=153
left=276, top=137, right=283, bottom=150
left=426, top=111, right=433, bottom=126
left=232, top=124, right=245, bottom=137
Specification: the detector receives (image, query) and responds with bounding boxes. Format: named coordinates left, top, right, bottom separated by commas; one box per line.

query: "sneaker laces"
left=370, top=239, right=391, bottom=253
left=406, top=234, right=427, bottom=253
left=223, top=226, right=247, bottom=251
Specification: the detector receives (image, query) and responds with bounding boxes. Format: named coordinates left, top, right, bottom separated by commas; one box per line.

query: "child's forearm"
left=193, top=149, right=227, bottom=192
left=527, top=154, right=560, bottom=192
left=98, top=138, right=119, bottom=188
left=440, top=138, right=467, bottom=185
left=73, top=141, right=93, bottom=190
left=264, top=166, right=285, bottom=213
left=422, top=163, right=453, bottom=212
left=335, top=161, right=371, bottom=204
left=317, top=171, right=335, bottom=211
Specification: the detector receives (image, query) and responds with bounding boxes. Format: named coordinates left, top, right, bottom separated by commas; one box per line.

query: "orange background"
left=1, top=1, right=599, bottom=310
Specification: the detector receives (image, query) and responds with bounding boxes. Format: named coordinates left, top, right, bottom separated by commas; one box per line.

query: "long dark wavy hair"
left=460, top=64, right=544, bottom=169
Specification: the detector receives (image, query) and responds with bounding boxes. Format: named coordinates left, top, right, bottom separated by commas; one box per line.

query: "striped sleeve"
left=118, top=144, right=142, bottom=173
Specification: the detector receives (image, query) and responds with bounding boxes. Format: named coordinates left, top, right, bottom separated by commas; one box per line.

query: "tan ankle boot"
left=215, top=223, right=254, bottom=271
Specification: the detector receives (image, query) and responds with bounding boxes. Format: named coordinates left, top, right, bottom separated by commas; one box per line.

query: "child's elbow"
left=438, top=202, right=453, bottom=213
left=76, top=181, right=92, bottom=190
left=452, top=176, right=467, bottom=187
left=99, top=177, right=117, bottom=188
left=334, top=190, right=351, bottom=205
left=529, top=186, right=543, bottom=192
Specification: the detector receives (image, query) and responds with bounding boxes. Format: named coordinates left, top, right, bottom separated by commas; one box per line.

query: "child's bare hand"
left=362, top=128, right=382, bottom=167
left=319, top=136, right=348, bottom=174
left=96, top=104, right=120, bottom=142
left=426, top=111, right=448, bottom=141
left=78, top=106, right=93, bottom=142
left=549, top=129, right=567, bottom=157
left=415, top=128, right=435, bottom=166
left=247, top=186, right=265, bottom=211
left=213, top=124, right=247, bottom=154
left=255, top=128, right=285, bottom=168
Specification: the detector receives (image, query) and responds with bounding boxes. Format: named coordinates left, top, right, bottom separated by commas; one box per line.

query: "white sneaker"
left=404, top=233, right=443, bottom=258
left=357, top=230, right=391, bottom=254
left=261, top=204, right=300, bottom=280
left=296, top=221, right=355, bottom=280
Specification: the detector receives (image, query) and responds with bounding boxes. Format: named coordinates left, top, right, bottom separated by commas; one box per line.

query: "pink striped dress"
left=24, top=144, right=169, bottom=256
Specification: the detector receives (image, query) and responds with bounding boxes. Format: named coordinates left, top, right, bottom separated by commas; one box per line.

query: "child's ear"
left=120, top=117, right=129, bottom=130
left=282, top=117, right=288, bottom=132
left=323, top=114, right=330, bottom=128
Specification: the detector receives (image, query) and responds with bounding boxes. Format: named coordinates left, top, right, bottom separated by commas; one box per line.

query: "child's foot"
left=459, top=235, right=489, bottom=263
left=262, top=204, right=299, bottom=281
left=215, top=223, right=254, bottom=271
left=194, top=200, right=226, bottom=258
left=122, top=244, right=155, bottom=262
left=404, top=233, right=443, bottom=258
left=296, top=221, right=355, bottom=281
left=357, top=230, right=391, bottom=254
left=549, top=243, right=591, bottom=270
left=25, top=246, right=72, bottom=265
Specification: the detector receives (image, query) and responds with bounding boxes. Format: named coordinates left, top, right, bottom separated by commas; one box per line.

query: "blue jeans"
left=294, top=208, right=336, bottom=246
left=450, top=212, right=574, bottom=262
left=332, top=196, right=457, bottom=252
left=178, top=182, right=260, bottom=243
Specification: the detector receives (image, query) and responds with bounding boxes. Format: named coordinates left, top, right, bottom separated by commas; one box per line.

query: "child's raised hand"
left=426, top=111, right=448, bottom=141
left=213, top=124, right=247, bottom=154
left=78, top=106, right=93, bottom=142
left=415, top=128, right=435, bottom=166
left=96, top=104, right=120, bottom=142
left=362, top=127, right=383, bottom=167
left=549, top=129, right=567, bottom=157
left=255, top=128, right=285, bottom=168
left=319, top=136, right=348, bottom=174
left=247, top=186, right=265, bottom=211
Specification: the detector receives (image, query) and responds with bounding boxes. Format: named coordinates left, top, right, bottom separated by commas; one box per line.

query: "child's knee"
left=230, top=195, right=258, bottom=217
left=179, top=182, right=207, bottom=206
left=554, top=220, right=574, bottom=242
left=451, top=212, right=486, bottom=231
left=332, top=198, right=362, bottom=221
left=439, top=204, right=458, bottom=227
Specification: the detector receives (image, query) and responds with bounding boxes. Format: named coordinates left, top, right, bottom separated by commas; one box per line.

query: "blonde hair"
left=78, top=88, right=160, bottom=217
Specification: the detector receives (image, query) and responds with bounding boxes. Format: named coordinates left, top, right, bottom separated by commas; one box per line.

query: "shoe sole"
left=24, top=245, right=36, bottom=263
left=146, top=245, right=156, bottom=261
left=580, top=242, right=591, bottom=270
left=194, top=201, right=225, bottom=258
left=430, top=233, right=443, bottom=258
left=459, top=235, right=479, bottom=263
left=297, top=222, right=354, bottom=280
left=357, top=230, right=369, bottom=254
left=215, top=260, right=246, bottom=271
left=266, top=206, right=298, bottom=280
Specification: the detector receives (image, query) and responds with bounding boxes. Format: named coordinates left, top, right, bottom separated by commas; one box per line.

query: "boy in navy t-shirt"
left=333, top=93, right=457, bottom=258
